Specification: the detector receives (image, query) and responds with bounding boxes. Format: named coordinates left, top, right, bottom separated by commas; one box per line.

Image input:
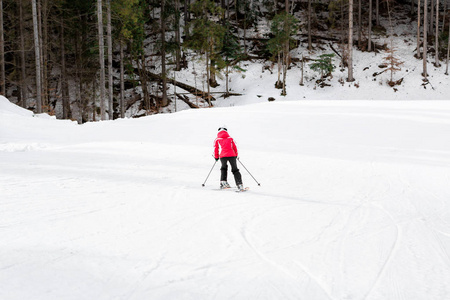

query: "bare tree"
left=384, top=41, right=404, bottom=85
left=32, top=0, right=42, bottom=113
left=97, top=0, right=106, bottom=120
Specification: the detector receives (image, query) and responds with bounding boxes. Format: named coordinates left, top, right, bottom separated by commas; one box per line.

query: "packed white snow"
left=1, top=95, right=450, bottom=300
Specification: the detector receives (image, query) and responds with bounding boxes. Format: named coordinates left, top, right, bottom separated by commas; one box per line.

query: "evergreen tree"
left=185, top=0, right=225, bottom=106
left=219, top=23, right=245, bottom=97
left=113, top=0, right=149, bottom=112
left=0, top=0, right=448, bottom=120
left=236, top=0, right=257, bottom=56
left=310, top=53, right=336, bottom=80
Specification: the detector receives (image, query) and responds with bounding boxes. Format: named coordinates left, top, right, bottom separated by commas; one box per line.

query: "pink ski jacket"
left=214, top=130, right=238, bottom=159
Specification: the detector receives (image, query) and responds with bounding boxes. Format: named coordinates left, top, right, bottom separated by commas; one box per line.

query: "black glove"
left=215, top=157, right=219, bottom=161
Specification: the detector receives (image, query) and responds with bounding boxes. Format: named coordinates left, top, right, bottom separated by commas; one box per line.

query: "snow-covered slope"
left=1, top=96, right=450, bottom=300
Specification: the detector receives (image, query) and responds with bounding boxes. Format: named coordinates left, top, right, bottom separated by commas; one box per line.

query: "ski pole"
left=237, top=158, right=261, bottom=186
left=202, top=160, right=218, bottom=187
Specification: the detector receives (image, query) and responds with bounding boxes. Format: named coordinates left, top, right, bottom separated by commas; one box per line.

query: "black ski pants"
left=220, top=156, right=242, bottom=185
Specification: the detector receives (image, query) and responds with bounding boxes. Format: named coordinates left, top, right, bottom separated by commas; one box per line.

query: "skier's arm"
left=232, top=139, right=238, bottom=157
left=213, top=139, right=220, bottom=159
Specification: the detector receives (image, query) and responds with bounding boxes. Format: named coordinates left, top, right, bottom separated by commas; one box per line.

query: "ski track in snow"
left=2, top=99, right=450, bottom=299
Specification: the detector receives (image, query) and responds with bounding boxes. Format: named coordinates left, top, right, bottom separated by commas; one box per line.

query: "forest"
left=0, top=0, right=449, bottom=122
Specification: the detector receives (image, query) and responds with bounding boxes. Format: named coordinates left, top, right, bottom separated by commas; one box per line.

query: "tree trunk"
left=32, top=0, right=42, bottom=113
left=299, top=56, right=304, bottom=86
left=75, top=26, right=81, bottom=123
left=139, top=53, right=151, bottom=112
left=417, top=0, right=422, bottom=58
left=225, top=64, right=229, bottom=95
left=120, top=42, right=125, bottom=118
left=175, top=0, right=181, bottom=71
left=60, top=17, right=70, bottom=119
left=92, top=83, right=96, bottom=121
left=107, top=0, right=113, bottom=119
left=0, top=0, right=5, bottom=96
left=161, top=0, right=168, bottom=107
left=348, top=0, right=354, bottom=82
left=340, top=0, right=345, bottom=67
left=308, top=0, right=312, bottom=51
left=446, top=16, right=450, bottom=74
left=369, top=0, right=372, bottom=51
left=277, top=52, right=281, bottom=84
left=38, top=0, right=47, bottom=110
left=206, top=47, right=211, bottom=106
left=435, top=0, right=440, bottom=66
left=358, top=0, right=362, bottom=48
left=282, top=0, right=289, bottom=95
left=243, top=8, right=247, bottom=55
left=210, top=58, right=218, bottom=87
left=282, top=51, right=287, bottom=95
left=36, top=0, right=49, bottom=112
left=184, top=0, right=190, bottom=39
left=19, top=0, right=27, bottom=107
left=97, top=0, right=106, bottom=120
left=423, top=0, right=428, bottom=78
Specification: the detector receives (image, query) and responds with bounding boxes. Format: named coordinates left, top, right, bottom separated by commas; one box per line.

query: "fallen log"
left=175, top=93, right=200, bottom=109
left=145, top=71, right=216, bottom=101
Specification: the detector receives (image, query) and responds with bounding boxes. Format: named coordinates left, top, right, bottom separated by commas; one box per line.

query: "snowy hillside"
left=1, top=95, right=450, bottom=300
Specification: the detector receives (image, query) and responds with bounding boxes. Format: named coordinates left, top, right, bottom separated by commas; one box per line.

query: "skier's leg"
left=220, top=157, right=228, bottom=181
left=229, top=157, right=242, bottom=185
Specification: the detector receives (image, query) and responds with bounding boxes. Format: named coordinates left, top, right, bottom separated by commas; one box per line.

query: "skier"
left=213, top=126, right=245, bottom=191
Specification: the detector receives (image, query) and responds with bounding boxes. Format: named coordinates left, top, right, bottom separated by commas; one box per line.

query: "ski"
left=212, top=187, right=249, bottom=192
left=213, top=187, right=233, bottom=191
left=236, top=187, right=249, bottom=193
